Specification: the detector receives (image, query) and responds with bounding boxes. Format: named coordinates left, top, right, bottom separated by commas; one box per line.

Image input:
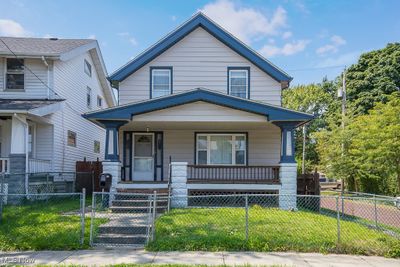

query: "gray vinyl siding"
left=35, top=124, right=54, bottom=165
left=50, top=51, right=109, bottom=172
left=119, top=27, right=282, bottom=106
left=0, top=57, right=50, bottom=98
left=119, top=122, right=281, bottom=180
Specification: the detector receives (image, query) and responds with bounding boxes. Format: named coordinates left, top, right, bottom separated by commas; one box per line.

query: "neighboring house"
left=84, top=13, right=313, bottom=208
left=0, top=37, right=116, bottom=192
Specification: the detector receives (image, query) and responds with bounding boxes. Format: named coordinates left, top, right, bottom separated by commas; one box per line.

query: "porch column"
left=9, top=115, right=28, bottom=196
left=99, top=120, right=126, bottom=200
left=170, top=162, right=188, bottom=208
left=273, top=121, right=298, bottom=210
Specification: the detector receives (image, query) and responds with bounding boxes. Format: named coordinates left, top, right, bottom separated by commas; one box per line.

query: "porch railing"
left=0, top=157, right=10, bottom=173
left=29, top=158, right=52, bottom=173
left=187, top=165, right=280, bottom=184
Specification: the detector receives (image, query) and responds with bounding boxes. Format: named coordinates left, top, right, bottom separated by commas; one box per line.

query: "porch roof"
left=0, top=99, right=64, bottom=116
left=84, top=88, right=314, bottom=128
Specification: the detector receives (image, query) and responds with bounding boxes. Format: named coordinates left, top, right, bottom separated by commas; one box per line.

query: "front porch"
left=83, top=89, right=313, bottom=207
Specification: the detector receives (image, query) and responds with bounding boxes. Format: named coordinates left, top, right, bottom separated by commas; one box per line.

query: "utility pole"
left=302, top=124, right=306, bottom=174
left=340, top=67, right=346, bottom=194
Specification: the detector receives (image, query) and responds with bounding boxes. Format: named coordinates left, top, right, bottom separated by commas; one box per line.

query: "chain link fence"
left=0, top=172, right=94, bottom=195
left=0, top=191, right=86, bottom=250
left=90, top=192, right=169, bottom=247
left=146, top=194, right=400, bottom=256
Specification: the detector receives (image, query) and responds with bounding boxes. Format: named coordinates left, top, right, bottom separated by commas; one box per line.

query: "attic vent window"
left=6, top=58, right=24, bottom=90
left=84, top=59, right=92, bottom=77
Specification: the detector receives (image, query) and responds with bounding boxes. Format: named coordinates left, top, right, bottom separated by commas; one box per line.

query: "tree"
left=346, top=43, right=400, bottom=114
left=282, top=81, right=334, bottom=172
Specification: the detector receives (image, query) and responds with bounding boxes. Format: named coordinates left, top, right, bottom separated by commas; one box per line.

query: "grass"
left=146, top=206, right=400, bottom=257
left=0, top=196, right=105, bottom=251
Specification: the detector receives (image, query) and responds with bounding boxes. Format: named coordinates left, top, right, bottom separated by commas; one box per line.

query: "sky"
left=0, top=0, right=399, bottom=85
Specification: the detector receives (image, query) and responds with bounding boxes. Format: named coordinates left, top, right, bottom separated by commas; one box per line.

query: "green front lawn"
left=0, top=196, right=104, bottom=251
left=147, top=206, right=400, bottom=257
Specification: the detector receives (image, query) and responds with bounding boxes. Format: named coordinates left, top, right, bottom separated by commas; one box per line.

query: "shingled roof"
left=0, top=37, right=95, bottom=57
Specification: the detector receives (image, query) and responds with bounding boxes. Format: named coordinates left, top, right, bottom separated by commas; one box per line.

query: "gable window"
left=94, top=140, right=100, bottom=153
left=196, top=133, right=247, bottom=165
left=97, top=95, right=102, bottom=107
left=6, top=58, right=24, bottom=90
left=228, top=68, right=249, bottom=99
left=84, top=59, right=92, bottom=77
left=87, top=87, right=92, bottom=108
left=151, top=67, right=172, bottom=98
left=67, top=130, right=77, bottom=147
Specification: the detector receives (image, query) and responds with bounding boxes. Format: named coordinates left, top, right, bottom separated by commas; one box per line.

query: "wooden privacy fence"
left=297, top=171, right=320, bottom=195
left=75, top=159, right=103, bottom=194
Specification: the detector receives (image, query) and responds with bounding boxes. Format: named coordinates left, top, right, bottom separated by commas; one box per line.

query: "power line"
left=0, top=38, right=88, bottom=118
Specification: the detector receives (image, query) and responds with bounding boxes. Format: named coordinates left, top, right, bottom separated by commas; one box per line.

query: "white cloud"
left=316, top=51, right=362, bottom=68
left=259, top=39, right=310, bottom=57
left=282, top=31, right=292, bottom=39
left=0, top=19, right=31, bottom=37
left=87, top=34, right=96, bottom=39
left=117, top=32, right=138, bottom=46
left=316, top=35, right=346, bottom=55
left=200, top=0, right=287, bottom=44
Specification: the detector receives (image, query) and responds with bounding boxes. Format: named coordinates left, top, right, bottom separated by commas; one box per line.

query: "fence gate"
left=89, top=192, right=168, bottom=247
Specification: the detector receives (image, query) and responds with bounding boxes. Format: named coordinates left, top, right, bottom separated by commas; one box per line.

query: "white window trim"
left=151, top=68, right=172, bottom=98
left=4, top=57, right=25, bottom=91
left=196, top=133, right=247, bottom=166
left=87, top=86, right=92, bottom=109
left=97, top=95, right=102, bottom=107
left=84, top=59, right=92, bottom=77
left=228, top=69, right=249, bottom=98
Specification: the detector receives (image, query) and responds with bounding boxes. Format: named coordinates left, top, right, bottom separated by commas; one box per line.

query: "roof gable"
left=84, top=88, right=313, bottom=127
left=109, top=13, right=292, bottom=83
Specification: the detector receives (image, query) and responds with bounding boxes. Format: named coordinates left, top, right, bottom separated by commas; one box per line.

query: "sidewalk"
left=1, top=249, right=400, bottom=266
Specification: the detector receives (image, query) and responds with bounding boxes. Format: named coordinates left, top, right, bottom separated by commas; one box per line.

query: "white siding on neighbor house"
left=119, top=27, right=282, bottom=106
left=132, top=101, right=267, bottom=122
left=119, top=121, right=281, bottom=179
left=0, top=57, right=51, bottom=99
left=34, top=124, right=54, bottom=164
left=49, top=51, right=109, bottom=172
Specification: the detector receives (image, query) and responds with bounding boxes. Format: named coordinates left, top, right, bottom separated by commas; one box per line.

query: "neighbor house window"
left=151, top=67, right=172, bottom=98
left=6, top=58, right=24, bottom=90
left=94, top=140, right=100, bottom=153
left=87, top=87, right=92, bottom=108
left=67, top=130, right=77, bottom=147
left=196, top=133, right=246, bottom=165
left=84, top=59, right=92, bottom=77
left=228, top=68, right=249, bottom=98
left=97, top=96, right=102, bottom=107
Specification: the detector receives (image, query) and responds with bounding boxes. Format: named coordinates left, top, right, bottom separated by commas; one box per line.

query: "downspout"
left=13, top=113, right=29, bottom=194
left=41, top=56, right=50, bottom=98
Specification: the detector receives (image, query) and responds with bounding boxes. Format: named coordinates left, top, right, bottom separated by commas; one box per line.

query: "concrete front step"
left=112, top=199, right=168, bottom=207
left=97, top=225, right=148, bottom=235
left=95, top=233, right=147, bottom=245
left=110, top=206, right=167, bottom=213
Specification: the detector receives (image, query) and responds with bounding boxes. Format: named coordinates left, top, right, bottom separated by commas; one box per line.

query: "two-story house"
left=0, top=37, right=116, bottom=193
left=84, top=13, right=313, bottom=208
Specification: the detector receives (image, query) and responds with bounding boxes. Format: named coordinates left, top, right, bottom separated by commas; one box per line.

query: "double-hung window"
left=196, top=133, right=246, bottom=165
left=151, top=67, right=172, bottom=98
left=228, top=68, right=249, bottom=98
left=6, top=58, right=24, bottom=90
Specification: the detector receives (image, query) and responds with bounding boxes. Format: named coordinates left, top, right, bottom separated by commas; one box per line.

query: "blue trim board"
left=84, top=88, right=313, bottom=125
left=109, top=13, right=292, bottom=83
left=227, top=67, right=250, bottom=99
left=149, top=66, right=173, bottom=99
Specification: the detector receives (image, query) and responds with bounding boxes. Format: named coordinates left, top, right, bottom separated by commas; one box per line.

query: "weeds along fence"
left=0, top=172, right=95, bottom=195
left=0, top=190, right=86, bottom=249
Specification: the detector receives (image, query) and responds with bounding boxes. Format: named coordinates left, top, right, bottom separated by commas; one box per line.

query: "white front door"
left=132, top=133, right=154, bottom=181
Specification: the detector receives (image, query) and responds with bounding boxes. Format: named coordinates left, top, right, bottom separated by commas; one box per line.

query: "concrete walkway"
left=1, top=249, right=399, bottom=266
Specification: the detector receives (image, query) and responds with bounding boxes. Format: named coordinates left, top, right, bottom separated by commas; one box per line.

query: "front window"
left=196, top=133, right=247, bottom=165
left=6, top=58, right=24, bottom=90
left=228, top=68, right=249, bottom=98
left=151, top=68, right=172, bottom=98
